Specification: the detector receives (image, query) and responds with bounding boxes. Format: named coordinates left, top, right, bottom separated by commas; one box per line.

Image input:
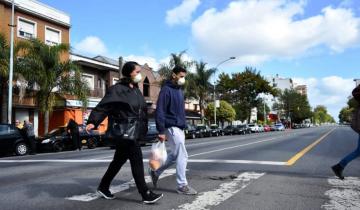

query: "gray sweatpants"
left=154, top=127, right=188, bottom=188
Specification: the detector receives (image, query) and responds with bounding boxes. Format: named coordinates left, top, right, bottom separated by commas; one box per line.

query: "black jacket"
left=87, top=78, right=148, bottom=138
left=353, top=84, right=360, bottom=103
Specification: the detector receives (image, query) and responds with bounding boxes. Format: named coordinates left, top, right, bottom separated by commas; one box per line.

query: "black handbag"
left=110, top=118, right=140, bottom=141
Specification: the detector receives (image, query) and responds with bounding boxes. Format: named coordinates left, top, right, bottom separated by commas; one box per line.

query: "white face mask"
left=132, top=73, right=142, bottom=83
left=177, top=77, right=185, bottom=86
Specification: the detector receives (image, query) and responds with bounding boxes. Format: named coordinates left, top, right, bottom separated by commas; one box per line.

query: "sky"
left=41, top=0, right=360, bottom=121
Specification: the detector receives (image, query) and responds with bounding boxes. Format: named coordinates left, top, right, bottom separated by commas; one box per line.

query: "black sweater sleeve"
left=87, top=86, right=117, bottom=128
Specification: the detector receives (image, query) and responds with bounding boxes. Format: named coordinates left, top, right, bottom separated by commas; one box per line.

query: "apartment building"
left=0, top=0, right=70, bottom=135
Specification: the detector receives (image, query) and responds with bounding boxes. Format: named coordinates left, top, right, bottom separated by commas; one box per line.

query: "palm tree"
left=158, top=50, right=194, bottom=81
left=192, top=61, right=215, bottom=123
left=16, top=39, right=89, bottom=134
left=0, top=33, right=10, bottom=123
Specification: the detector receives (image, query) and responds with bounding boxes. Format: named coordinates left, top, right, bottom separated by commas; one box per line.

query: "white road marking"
left=65, top=168, right=177, bottom=202
left=322, top=177, right=360, bottom=210
left=189, top=137, right=277, bottom=157
left=175, top=172, right=265, bottom=210
left=0, top=159, right=285, bottom=165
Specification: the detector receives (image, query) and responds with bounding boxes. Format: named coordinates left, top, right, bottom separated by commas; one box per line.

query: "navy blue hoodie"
left=155, top=80, right=186, bottom=134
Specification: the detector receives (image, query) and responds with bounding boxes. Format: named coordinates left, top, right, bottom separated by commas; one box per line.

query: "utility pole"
left=213, top=57, right=235, bottom=125
left=8, top=0, right=15, bottom=124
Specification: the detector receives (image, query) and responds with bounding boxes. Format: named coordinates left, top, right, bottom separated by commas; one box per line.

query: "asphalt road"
left=0, top=126, right=359, bottom=210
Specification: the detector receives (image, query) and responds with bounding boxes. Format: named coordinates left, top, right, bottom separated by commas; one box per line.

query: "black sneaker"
left=142, top=190, right=163, bottom=204
left=331, top=164, right=344, bottom=180
left=97, top=188, right=115, bottom=200
left=148, top=168, right=159, bottom=188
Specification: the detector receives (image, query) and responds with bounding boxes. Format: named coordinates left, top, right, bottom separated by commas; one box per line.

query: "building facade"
left=0, top=0, right=70, bottom=136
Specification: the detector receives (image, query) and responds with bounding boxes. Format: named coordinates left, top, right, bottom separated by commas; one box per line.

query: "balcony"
left=89, top=87, right=105, bottom=98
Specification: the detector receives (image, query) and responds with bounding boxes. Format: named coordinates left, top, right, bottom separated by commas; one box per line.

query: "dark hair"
left=172, top=65, right=187, bottom=74
left=122, top=61, right=140, bottom=77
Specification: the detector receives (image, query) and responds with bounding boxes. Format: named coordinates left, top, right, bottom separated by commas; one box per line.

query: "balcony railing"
left=89, top=87, right=105, bottom=98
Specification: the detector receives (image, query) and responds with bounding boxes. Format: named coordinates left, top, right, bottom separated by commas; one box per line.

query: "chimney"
left=118, top=56, right=123, bottom=78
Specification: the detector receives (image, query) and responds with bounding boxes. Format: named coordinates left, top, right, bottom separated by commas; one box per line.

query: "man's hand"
left=86, top=124, right=95, bottom=134
left=158, top=134, right=166, bottom=142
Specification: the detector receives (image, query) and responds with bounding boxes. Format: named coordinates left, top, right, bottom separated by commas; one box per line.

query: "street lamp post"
left=8, top=0, right=15, bottom=124
left=213, top=57, right=235, bottom=125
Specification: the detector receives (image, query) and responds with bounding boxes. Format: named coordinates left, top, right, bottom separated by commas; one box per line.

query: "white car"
left=248, top=123, right=259, bottom=132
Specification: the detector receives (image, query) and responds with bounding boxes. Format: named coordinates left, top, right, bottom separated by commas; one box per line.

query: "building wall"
left=0, top=2, right=70, bottom=58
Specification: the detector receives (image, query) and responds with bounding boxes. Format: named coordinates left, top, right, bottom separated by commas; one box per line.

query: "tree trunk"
left=44, top=110, right=49, bottom=134
left=200, top=99, right=204, bottom=124
left=1, top=81, right=8, bottom=123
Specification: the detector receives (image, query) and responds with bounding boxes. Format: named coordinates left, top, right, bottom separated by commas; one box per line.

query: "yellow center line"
left=286, top=128, right=336, bottom=166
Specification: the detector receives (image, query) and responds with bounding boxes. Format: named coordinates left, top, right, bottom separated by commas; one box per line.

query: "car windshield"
left=210, top=125, right=218, bottom=129
left=237, top=125, right=245, bottom=128
left=248, top=124, right=255, bottom=127
left=197, top=126, right=206, bottom=129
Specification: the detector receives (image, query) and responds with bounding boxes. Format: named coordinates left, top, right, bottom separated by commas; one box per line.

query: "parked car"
left=258, top=125, right=265, bottom=132
left=263, top=125, right=271, bottom=132
left=223, top=125, right=236, bottom=135
left=0, top=123, right=29, bottom=156
left=248, top=123, right=259, bottom=133
left=185, top=124, right=200, bottom=139
left=210, top=124, right=224, bottom=137
left=274, top=123, right=285, bottom=131
left=233, top=124, right=249, bottom=135
left=37, top=126, right=99, bottom=152
left=195, top=124, right=212, bottom=138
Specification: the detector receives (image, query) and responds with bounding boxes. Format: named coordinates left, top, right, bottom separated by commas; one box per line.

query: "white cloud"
left=293, top=76, right=355, bottom=121
left=73, top=36, right=107, bottom=56
left=191, top=0, right=360, bottom=64
left=166, top=0, right=201, bottom=26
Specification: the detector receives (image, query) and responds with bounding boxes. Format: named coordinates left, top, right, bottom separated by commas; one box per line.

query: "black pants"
left=28, top=136, right=36, bottom=154
left=71, top=132, right=80, bottom=150
left=98, top=139, right=148, bottom=194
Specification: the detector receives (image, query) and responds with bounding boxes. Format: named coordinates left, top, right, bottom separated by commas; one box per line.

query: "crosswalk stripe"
left=65, top=168, right=176, bottom=202
left=322, top=177, right=360, bottom=210
left=176, top=172, right=265, bottom=210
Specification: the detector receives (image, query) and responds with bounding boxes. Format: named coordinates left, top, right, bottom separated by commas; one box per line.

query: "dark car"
left=185, top=124, right=200, bottom=139
left=195, top=124, right=212, bottom=138
left=223, top=125, right=236, bottom=135
left=234, top=124, right=251, bottom=135
left=0, top=123, right=29, bottom=156
left=210, top=124, right=224, bottom=137
left=37, top=126, right=99, bottom=152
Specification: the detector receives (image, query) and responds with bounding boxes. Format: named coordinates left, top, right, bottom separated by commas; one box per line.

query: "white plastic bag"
left=149, top=141, right=168, bottom=170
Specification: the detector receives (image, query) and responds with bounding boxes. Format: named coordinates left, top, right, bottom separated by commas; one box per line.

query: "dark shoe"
left=97, top=188, right=115, bottom=200
left=142, top=190, right=163, bottom=204
left=332, top=164, right=344, bottom=180
left=148, top=168, right=159, bottom=188
left=177, top=185, right=197, bottom=195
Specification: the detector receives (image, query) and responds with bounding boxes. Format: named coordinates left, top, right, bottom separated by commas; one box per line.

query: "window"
left=45, top=26, right=61, bottom=45
left=143, top=77, right=150, bottom=97
left=0, top=125, right=12, bottom=135
left=82, top=74, right=94, bottom=90
left=97, top=78, right=102, bottom=88
left=18, top=17, right=36, bottom=39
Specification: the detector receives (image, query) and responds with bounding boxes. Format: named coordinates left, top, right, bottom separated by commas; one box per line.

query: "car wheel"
left=15, top=142, right=28, bottom=156
left=87, top=137, right=97, bottom=149
left=53, top=142, right=63, bottom=152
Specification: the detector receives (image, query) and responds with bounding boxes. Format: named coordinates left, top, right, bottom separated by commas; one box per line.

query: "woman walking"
left=86, top=61, right=163, bottom=204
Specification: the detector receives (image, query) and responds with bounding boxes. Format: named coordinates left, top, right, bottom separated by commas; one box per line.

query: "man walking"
left=149, top=66, right=197, bottom=195
left=67, top=119, right=81, bottom=151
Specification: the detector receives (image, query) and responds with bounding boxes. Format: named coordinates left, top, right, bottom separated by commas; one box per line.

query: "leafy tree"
left=217, top=67, right=276, bottom=121
left=16, top=39, right=89, bottom=133
left=338, top=97, right=359, bottom=123
left=277, top=89, right=312, bottom=123
left=313, top=105, right=335, bottom=124
left=256, top=98, right=271, bottom=123
left=205, top=100, right=236, bottom=126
